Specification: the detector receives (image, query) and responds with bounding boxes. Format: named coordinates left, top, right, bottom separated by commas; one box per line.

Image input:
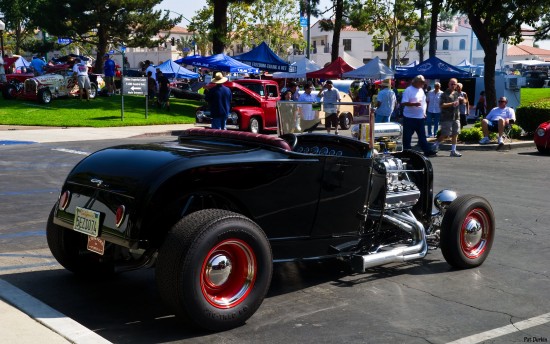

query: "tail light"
left=59, top=191, right=70, bottom=210
left=115, top=205, right=126, bottom=227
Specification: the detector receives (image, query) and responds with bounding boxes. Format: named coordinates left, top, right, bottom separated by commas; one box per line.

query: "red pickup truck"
left=195, top=79, right=280, bottom=133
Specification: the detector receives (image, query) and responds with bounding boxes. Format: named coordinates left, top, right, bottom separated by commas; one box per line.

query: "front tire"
left=339, top=113, right=352, bottom=130
left=249, top=117, right=261, bottom=134
left=440, top=195, right=495, bottom=269
left=156, top=209, right=273, bottom=331
left=38, top=88, right=52, bottom=104
left=536, top=145, right=550, bottom=155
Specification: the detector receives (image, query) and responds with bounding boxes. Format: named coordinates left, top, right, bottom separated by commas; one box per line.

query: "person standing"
left=401, top=75, right=437, bottom=157
left=374, top=79, right=396, bottom=123
left=425, top=82, right=443, bottom=137
left=156, top=69, right=171, bottom=110
left=297, top=82, right=320, bottom=133
left=103, top=54, right=116, bottom=96
left=475, top=91, right=486, bottom=119
left=31, top=55, right=47, bottom=76
left=205, top=72, right=232, bottom=130
left=72, top=58, right=91, bottom=100
left=288, top=81, right=300, bottom=101
left=456, top=83, right=469, bottom=128
left=317, top=80, right=341, bottom=134
left=0, top=54, right=6, bottom=83
left=432, top=78, right=462, bottom=157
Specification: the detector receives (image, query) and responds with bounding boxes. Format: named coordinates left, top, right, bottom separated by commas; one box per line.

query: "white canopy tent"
left=272, top=57, right=322, bottom=79
left=341, top=56, right=394, bottom=79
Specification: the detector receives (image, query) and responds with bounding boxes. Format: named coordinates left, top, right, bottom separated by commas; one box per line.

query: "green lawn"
left=518, top=88, right=550, bottom=105
left=0, top=94, right=203, bottom=127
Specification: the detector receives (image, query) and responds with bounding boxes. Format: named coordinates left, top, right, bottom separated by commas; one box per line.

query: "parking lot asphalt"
left=0, top=123, right=535, bottom=343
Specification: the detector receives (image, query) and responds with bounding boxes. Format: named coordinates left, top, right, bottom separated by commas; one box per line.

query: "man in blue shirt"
left=103, top=54, right=117, bottom=96
left=205, top=72, right=232, bottom=130
left=31, top=56, right=47, bottom=76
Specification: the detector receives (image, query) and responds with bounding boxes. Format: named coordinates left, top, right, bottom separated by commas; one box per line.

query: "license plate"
left=87, top=236, right=105, bottom=255
left=73, top=207, right=101, bottom=237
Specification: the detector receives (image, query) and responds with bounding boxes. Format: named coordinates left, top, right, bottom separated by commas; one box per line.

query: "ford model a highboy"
left=47, top=98, right=495, bottom=331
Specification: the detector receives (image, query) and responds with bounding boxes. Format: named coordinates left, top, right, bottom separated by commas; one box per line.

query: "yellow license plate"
left=73, top=207, right=100, bottom=237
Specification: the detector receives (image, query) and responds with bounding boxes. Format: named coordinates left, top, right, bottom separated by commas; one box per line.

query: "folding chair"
left=488, top=119, right=514, bottom=143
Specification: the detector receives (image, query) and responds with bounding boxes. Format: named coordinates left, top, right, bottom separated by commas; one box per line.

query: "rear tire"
left=440, top=195, right=495, bottom=269
left=2, top=84, right=18, bottom=99
left=156, top=209, right=272, bottom=331
left=89, top=83, right=98, bottom=99
left=46, top=207, right=114, bottom=276
left=339, top=113, right=352, bottom=130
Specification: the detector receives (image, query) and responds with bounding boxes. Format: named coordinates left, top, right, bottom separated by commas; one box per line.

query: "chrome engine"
left=379, top=156, right=421, bottom=210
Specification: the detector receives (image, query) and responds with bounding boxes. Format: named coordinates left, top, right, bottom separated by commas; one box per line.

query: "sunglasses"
left=498, top=100, right=506, bottom=103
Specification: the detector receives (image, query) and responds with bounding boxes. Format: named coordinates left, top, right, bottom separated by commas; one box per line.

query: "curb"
left=438, top=140, right=534, bottom=151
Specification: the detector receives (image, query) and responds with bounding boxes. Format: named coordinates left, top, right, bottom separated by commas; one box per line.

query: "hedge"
left=515, top=100, right=550, bottom=134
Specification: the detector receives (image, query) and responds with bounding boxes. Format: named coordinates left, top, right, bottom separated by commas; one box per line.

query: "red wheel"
left=201, top=239, right=257, bottom=309
left=440, top=195, right=495, bottom=269
left=459, top=208, right=492, bottom=259
left=156, top=209, right=272, bottom=331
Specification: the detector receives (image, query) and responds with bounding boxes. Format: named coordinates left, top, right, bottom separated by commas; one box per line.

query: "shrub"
left=459, top=127, right=483, bottom=142
left=515, top=100, right=550, bottom=134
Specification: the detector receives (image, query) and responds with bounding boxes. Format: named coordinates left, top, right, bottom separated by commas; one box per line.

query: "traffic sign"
left=122, top=77, right=148, bottom=96
left=57, top=38, right=72, bottom=44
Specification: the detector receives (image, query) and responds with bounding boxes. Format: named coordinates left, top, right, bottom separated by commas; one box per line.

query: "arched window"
left=443, top=39, right=450, bottom=50
left=459, top=39, right=466, bottom=50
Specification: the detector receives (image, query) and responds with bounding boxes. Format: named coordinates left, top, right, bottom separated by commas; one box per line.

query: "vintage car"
left=15, top=64, right=100, bottom=104
left=534, top=120, right=550, bottom=154
left=47, top=103, right=495, bottom=331
left=1, top=71, right=35, bottom=99
left=523, top=70, right=549, bottom=88
left=170, top=80, right=205, bottom=101
left=196, top=79, right=356, bottom=133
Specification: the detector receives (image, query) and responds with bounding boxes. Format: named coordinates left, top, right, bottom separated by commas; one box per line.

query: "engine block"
left=380, top=156, right=421, bottom=209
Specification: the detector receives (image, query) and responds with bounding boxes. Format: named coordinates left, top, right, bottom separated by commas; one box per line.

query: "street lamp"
left=0, top=19, right=5, bottom=57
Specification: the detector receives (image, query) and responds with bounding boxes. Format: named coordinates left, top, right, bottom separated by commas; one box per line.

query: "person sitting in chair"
left=479, top=96, right=515, bottom=145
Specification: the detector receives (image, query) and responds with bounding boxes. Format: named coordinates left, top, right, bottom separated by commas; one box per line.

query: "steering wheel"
left=279, top=133, right=298, bottom=150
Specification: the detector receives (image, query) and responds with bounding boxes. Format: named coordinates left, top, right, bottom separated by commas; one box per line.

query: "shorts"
left=77, top=75, right=91, bottom=89
left=158, top=90, right=170, bottom=102
left=104, top=76, right=114, bottom=84
left=440, top=119, right=460, bottom=136
left=487, top=120, right=500, bottom=130
left=324, top=113, right=338, bottom=129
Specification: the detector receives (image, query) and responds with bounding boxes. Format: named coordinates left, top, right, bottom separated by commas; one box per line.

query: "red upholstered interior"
left=181, top=128, right=291, bottom=151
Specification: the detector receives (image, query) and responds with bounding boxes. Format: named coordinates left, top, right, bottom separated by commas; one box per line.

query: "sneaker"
left=450, top=150, right=462, bottom=157
left=335, top=130, right=339, bottom=135
left=497, top=137, right=503, bottom=144
left=479, top=137, right=491, bottom=144
left=431, top=142, right=439, bottom=151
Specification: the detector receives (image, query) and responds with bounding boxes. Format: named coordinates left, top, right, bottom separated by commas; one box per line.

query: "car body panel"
left=535, top=120, right=550, bottom=152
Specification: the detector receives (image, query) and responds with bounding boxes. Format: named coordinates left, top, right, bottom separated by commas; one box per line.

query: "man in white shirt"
left=479, top=96, right=516, bottom=145
left=317, top=80, right=341, bottom=134
left=401, top=75, right=437, bottom=157
left=72, top=58, right=91, bottom=100
left=297, top=82, right=321, bottom=132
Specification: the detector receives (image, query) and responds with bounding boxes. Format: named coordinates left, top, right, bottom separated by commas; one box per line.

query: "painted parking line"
left=51, top=148, right=90, bottom=155
left=447, top=312, right=550, bottom=344
left=0, top=279, right=112, bottom=344
left=0, top=140, right=37, bottom=145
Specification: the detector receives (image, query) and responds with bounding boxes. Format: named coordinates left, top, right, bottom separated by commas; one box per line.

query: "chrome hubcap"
left=205, top=254, right=232, bottom=286
left=463, top=218, right=482, bottom=248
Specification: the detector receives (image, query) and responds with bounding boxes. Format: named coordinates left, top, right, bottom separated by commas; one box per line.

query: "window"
left=266, top=85, right=278, bottom=98
left=321, top=39, right=325, bottom=45
left=443, top=39, right=449, bottom=50
left=343, top=39, right=352, bottom=51
left=459, top=39, right=466, bottom=50
left=237, top=44, right=244, bottom=53
left=477, top=40, right=482, bottom=50
left=373, top=40, right=388, bottom=52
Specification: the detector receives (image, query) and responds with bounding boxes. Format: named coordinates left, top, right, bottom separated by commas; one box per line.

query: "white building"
left=297, top=17, right=509, bottom=69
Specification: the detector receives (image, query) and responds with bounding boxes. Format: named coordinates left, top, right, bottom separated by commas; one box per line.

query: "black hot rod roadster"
left=47, top=100, right=495, bottom=331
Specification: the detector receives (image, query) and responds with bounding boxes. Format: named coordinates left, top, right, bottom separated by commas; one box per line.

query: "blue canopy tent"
left=233, top=42, right=296, bottom=73
left=156, top=59, right=200, bottom=79
left=184, top=54, right=259, bottom=74
left=174, top=55, right=203, bottom=65
left=342, top=56, right=394, bottom=79
left=395, top=57, right=470, bottom=79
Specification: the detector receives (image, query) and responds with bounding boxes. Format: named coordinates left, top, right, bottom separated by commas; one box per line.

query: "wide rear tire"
left=156, top=209, right=272, bottom=331
left=46, top=206, right=114, bottom=276
left=440, top=195, right=495, bottom=269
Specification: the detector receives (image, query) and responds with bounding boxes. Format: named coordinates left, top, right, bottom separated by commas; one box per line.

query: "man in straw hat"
left=374, top=78, right=396, bottom=123
left=205, top=72, right=232, bottom=129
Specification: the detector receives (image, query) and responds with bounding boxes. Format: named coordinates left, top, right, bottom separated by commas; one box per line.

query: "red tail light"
left=59, top=191, right=70, bottom=210
left=115, top=205, right=126, bottom=227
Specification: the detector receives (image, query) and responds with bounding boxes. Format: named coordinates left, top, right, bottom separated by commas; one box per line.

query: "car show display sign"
left=122, top=77, right=148, bottom=96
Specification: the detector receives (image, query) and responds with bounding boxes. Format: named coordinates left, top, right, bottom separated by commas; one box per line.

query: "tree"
left=446, top=0, right=550, bottom=109
left=32, top=0, right=180, bottom=73
left=211, top=0, right=257, bottom=54
left=0, top=0, right=40, bottom=54
left=414, top=1, right=430, bottom=62
left=349, top=0, right=419, bottom=68
left=428, top=0, right=441, bottom=58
